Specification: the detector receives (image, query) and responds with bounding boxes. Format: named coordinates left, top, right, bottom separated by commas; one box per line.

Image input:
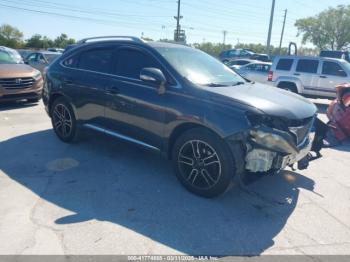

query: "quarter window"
left=296, top=59, right=319, bottom=74
left=77, top=48, right=114, bottom=73
left=115, top=49, right=159, bottom=79
left=276, top=59, right=293, bottom=71
left=322, top=61, right=347, bottom=77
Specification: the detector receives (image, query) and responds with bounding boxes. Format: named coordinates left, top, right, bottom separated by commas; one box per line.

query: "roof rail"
left=77, top=36, right=145, bottom=44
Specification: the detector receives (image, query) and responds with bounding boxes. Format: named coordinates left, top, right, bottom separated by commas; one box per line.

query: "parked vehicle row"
left=43, top=36, right=319, bottom=198
left=219, top=48, right=270, bottom=63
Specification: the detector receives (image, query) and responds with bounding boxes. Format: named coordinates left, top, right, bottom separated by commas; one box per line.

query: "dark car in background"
left=220, top=49, right=271, bottom=63
left=44, top=36, right=318, bottom=198
left=219, top=49, right=255, bottom=63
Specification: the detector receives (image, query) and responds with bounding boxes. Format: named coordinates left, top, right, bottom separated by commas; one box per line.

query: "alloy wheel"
left=178, top=140, right=222, bottom=190
left=52, top=104, right=73, bottom=138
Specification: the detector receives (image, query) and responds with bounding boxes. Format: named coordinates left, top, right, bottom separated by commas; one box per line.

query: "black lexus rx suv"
left=43, top=36, right=318, bottom=198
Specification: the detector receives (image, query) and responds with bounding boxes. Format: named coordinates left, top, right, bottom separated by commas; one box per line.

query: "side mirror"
left=140, top=68, right=167, bottom=94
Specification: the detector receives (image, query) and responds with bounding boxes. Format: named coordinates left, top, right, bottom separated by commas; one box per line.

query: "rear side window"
left=77, top=48, right=114, bottom=73
left=322, top=61, right=347, bottom=77
left=115, top=49, right=159, bottom=79
left=296, top=59, right=319, bottom=73
left=276, top=59, right=293, bottom=71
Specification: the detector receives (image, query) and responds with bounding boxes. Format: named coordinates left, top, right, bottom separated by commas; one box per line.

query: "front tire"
left=172, top=128, right=236, bottom=198
left=51, top=97, right=79, bottom=143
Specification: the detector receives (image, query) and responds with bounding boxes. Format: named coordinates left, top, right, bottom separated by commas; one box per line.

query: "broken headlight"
left=249, top=129, right=298, bottom=154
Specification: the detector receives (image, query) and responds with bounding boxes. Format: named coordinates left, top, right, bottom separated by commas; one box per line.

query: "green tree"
left=26, top=34, right=44, bottom=49
left=295, top=5, right=350, bottom=50
left=0, top=24, right=24, bottom=48
left=53, top=33, right=75, bottom=48
left=192, top=42, right=232, bottom=57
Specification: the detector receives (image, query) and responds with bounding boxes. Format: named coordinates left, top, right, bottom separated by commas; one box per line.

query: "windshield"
left=155, top=46, right=245, bottom=86
left=0, top=49, right=23, bottom=64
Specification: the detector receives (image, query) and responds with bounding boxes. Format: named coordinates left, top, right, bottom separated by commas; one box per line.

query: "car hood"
left=0, top=64, right=37, bottom=78
left=204, top=82, right=317, bottom=120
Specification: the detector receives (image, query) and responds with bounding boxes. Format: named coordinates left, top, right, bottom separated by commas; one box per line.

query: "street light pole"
left=278, top=9, right=288, bottom=54
left=266, top=0, right=276, bottom=55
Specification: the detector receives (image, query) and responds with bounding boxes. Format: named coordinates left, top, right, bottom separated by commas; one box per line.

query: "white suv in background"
left=268, top=56, right=350, bottom=98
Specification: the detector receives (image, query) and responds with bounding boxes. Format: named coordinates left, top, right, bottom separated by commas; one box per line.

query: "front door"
left=318, top=61, right=348, bottom=98
left=104, top=46, right=168, bottom=149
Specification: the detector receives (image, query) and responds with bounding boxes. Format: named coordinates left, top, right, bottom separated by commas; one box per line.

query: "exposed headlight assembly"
left=250, top=129, right=298, bottom=154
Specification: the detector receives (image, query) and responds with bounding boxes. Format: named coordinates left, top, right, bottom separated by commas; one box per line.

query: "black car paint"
left=43, top=41, right=317, bottom=159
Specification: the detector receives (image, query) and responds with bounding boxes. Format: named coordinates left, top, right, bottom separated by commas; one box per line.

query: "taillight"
left=268, top=71, right=273, bottom=81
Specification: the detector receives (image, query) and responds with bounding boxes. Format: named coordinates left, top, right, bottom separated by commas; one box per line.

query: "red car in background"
left=327, top=83, right=350, bottom=141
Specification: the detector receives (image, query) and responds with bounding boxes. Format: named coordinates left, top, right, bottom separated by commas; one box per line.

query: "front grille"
left=288, top=116, right=315, bottom=146
left=0, top=77, right=35, bottom=89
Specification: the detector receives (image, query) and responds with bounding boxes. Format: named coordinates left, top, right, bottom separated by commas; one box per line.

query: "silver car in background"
left=233, top=61, right=271, bottom=84
left=268, top=55, right=350, bottom=98
left=24, top=51, right=61, bottom=73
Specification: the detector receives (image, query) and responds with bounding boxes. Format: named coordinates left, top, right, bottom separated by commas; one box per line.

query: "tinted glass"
left=78, top=48, right=114, bottom=73
left=296, top=59, right=319, bottom=73
left=322, top=61, right=347, bottom=77
left=155, top=46, right=244, bottom=86
left=116, top=49, right=159, bottom=79
left=276, top=59, right=293, bottom=71
left=27, top=53, right=37, bottom=62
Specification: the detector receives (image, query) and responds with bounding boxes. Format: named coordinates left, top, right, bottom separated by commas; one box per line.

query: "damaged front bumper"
left=228, top=124, right=315, bottom=173
left=245, top=137, right=312, bottom=173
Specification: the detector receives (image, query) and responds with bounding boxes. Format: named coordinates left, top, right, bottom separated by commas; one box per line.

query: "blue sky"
left=0, top=0, right=348, bottom=47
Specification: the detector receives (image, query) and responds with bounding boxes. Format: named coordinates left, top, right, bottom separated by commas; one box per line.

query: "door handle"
left=106, top=86, right=120, bottom=95
left=320, top=75, right=327, bottom=79
left=293, top=73, right=300, bottom=76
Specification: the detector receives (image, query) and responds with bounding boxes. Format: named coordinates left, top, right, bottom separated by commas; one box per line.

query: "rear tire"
left=51, top=97, right=80, bottom=143
left=278, top=82, right=298, bottom=93
left=172, top=128, right=236, bottom=198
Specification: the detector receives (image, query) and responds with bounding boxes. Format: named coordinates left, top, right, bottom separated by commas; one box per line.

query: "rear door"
left=62, top=45, right=115, bottom=126
left=294, top=59, right=319, bottom=95
left=318, top=61, right=348, bottom=97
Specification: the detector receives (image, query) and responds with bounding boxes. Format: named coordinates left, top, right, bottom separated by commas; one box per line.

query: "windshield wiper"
left=231, top=81, right=246, bottom=86
left=204, top=83, right=230, bottom=87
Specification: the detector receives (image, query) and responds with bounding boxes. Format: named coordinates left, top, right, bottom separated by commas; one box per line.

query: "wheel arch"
left=48, top=92, right=77, bottom=118
left=276, top=77, right=302, bottom=93
left=166, top=122, right=223, bottom=160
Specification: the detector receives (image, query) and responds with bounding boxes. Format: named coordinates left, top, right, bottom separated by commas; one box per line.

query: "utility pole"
left=278, top=9, right=287, bottom=54
left=266, top=0, right=276, bottom=55
left=223, top=30, right=227, bottom=45
left=174, top=0, right=182, bottom=42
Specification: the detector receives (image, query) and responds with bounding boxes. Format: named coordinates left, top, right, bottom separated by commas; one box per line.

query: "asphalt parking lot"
left=0, top=99, right=350, bottom=255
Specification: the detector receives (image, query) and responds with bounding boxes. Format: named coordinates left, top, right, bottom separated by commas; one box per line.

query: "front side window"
left=155, top=46, right=244, bottom=86
left=115, top=48, right=159, bottom=79
left=77, top=48, right=114, bottom=74
left=26, top=53, right=38, bottom=62
left=276, top=59, right=293, bottom=71
left=296, top=59, right=319, bottom=74
left=322, top=61, right=347, bottom=77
